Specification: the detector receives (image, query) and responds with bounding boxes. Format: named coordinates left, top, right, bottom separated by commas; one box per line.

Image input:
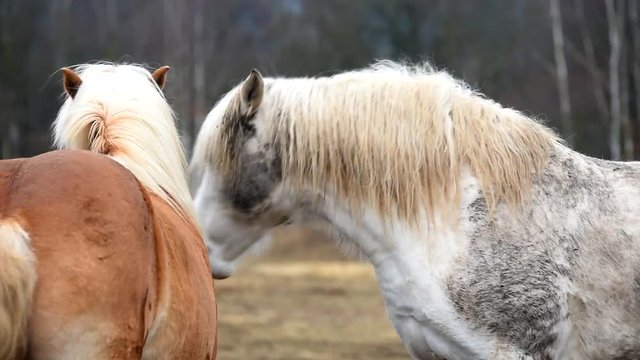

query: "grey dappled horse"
left=191, top=61, right=640, bottom=360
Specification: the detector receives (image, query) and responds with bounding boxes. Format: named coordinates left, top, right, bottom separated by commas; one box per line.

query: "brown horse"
left=0, top=64, right=217, bottom=359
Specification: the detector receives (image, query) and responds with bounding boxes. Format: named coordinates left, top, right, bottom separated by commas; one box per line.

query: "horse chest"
left=372, top=250, right=495, bottom=360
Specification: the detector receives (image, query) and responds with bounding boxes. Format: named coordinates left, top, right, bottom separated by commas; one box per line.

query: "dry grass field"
left=214, top=227, right=419, bottom=360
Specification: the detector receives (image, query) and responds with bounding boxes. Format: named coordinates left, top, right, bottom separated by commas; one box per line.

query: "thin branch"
left=564, top=41, right=608, bottom=89
left=530, top=48, right=556, bottom=78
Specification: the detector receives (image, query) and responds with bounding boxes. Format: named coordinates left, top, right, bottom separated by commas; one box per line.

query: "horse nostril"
left=277, top=215, right=292, bottom=226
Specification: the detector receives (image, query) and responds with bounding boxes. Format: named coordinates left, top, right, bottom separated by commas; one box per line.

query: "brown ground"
left=214, top=227, right=413, bottom=360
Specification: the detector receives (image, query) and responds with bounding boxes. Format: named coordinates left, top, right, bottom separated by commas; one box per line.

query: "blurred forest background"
left=1, top=0, right=639, bottom=161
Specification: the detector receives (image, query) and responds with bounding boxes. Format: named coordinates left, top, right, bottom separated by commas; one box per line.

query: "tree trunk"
left=606, top=0, right=623, bottom=160
left=615, top=1, right=633, bottom=160
left=550, top=0, right=573, bottom=146
left=630, top=0, right=640, bottom=158
left=163, top=0, right=190, bottom=146
left=621, top=33, right=633, bottom=160
left=51, top=0, right=72, bottom=68
left=574, top=0, right=609, bottom=127
left=189, top=0, right=206, bottom=155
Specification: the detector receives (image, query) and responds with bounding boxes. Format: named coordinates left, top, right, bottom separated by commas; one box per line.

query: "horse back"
left=1, top=150, right=159, bottom=359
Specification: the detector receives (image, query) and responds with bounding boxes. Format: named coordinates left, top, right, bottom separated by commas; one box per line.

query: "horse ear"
left=240, top=68, right=264, bottom=116
left=61, top=68, right=82, bottom=99
left=152, top=66, right=170, bottom=90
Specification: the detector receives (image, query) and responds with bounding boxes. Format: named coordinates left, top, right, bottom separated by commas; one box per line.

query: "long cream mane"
left=54, top=63, right=194, bottom=218
left=198, top=61, right=560, bottom=224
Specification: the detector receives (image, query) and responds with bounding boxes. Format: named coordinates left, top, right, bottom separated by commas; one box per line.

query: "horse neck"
left=297, top=170, right=484, bottom=358
left=298, top=167, right=482, bottom=268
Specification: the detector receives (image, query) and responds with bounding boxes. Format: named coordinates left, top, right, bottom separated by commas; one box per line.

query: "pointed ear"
left=152, top=66, right=170, bottom=90
left=240, top=68, right=264, bottom=116
left=61, top=68, right=82, bottom=99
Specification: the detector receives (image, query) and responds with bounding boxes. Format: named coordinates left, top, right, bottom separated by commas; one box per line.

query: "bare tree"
left=630, top=0, right=640, bottom=157
left=574, top=0, right=609, bottom=127
left=620, top=9, right=632, bottom=160
left=163, top=0, right=191, bottom=146
left=50, top=0, right=73, bottom=68
left=606, top=0, right=624, bottom=160
left=190, top=0, right=207, bottom=153
left=92, top=1, right=117, bottom=48
left=550, top=0, right=573, bottom=145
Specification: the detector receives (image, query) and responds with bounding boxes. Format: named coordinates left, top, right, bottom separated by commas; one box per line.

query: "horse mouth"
left=212, top=271, right=231, bottom=280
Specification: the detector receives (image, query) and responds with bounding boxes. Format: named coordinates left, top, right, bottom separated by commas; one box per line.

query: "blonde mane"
left=54, top=63, right=194, bottom=218
left=200, top=61, right=560, bottom=225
